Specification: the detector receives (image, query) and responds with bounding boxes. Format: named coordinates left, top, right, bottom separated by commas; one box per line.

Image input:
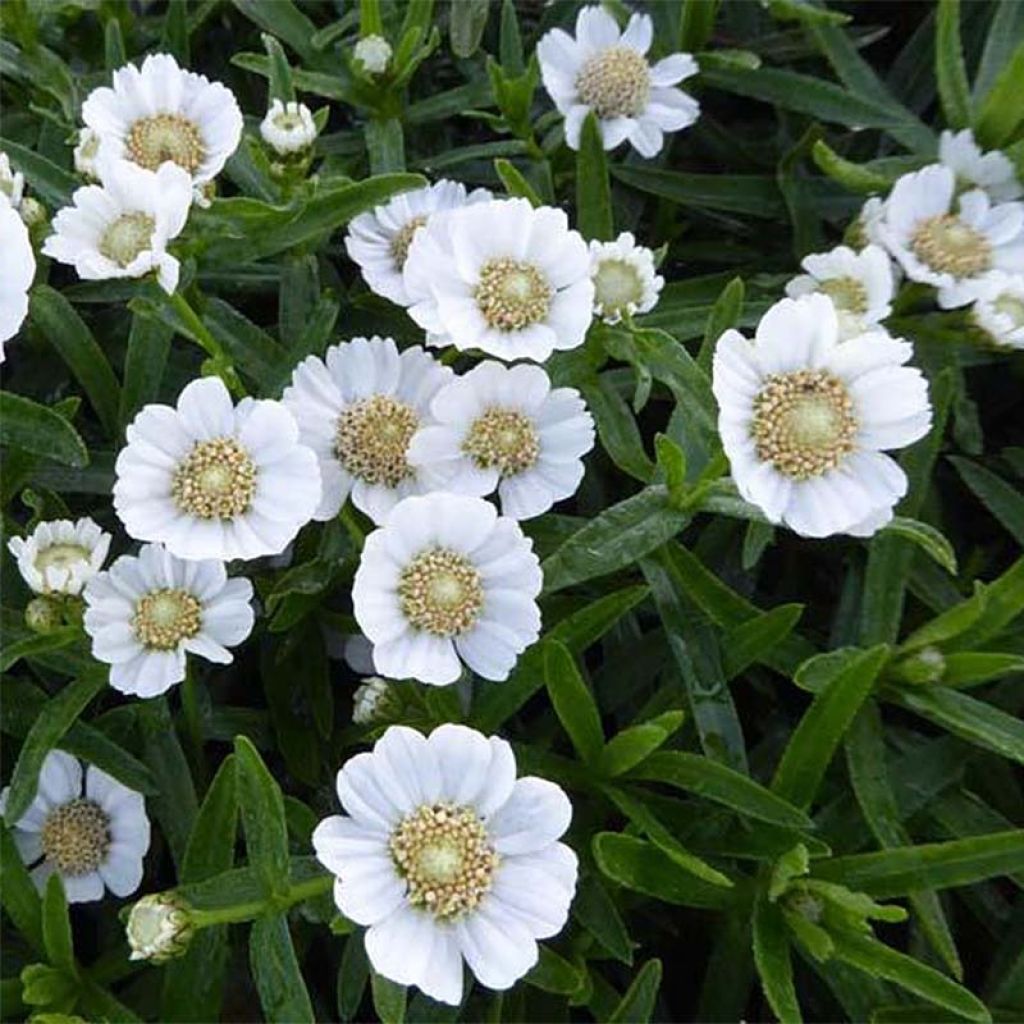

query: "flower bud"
left=19, top=196, right=46, bottom=228
left=354, top=35, right=392, bottom=75
left=73, top=128, right=101, bottom=180
left=126, top=893, right=194, bottom=963
left=352, top=676, right=397, bottom=725
left=891, top=646, right=946, bottom=685
left=260, top=99, right=318, bottom=156
left=25, top=596, right=62, bottom=634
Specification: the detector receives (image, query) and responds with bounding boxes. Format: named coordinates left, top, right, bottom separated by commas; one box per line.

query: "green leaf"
left=949, top=457, right=1024, bottom=546
left=612, top=165, right=784, bottom=218
left=680, top=0, right=719, bottom=51
left=0, top=627, right=82, bottom=674
left=263, top=31, right=295, bottom=102
left=608, top=959, right=662, bottom=1024
left=882, top=517, right=958, bottom=574
left=0, top=820, right=44, bottom=956
left=973, top=0, right=1024, bottom=102
left=0, top=388, right=88, bottom=469
left=940, top=651, right=1024, bottom=687
left=547, top=584, right=650, bottom=656
left=365, top=118, right=406, bottom=174
left=946, top=556, right=1024, bottom=650
left=936, top=0, right=973, bottom=130
left=234, top=735, right=291, bottom=897
left=544, top=641, right=604, bottom=765
left=577, top=112, right=613, bottom=241
left=811, top=140, right=897, bottom=194
left=371, top=970, right=407, bottom=1024
left=42, top=875, right=75, bottom=974
left=449, top=0, right=488, bottom=57
left=120, top=313, right=172, bottom=429
left=753, top=893, right=802, bottom=1024
left=494, top=158, right=541, bottom=205
left=899, top=584, right=987, bottom=654
left=525, top=946, right=585, bottom=996
left=0, top=137, right=77, bottom=208
left=700, top=277, right=744, bottom=370
left=250, top=914, right=315, bottom=1024
left=581, top=375, right=655, bottom=484
left=722, top=604, right=804, bottom=681
left=573, top=875, right=633, bottom=964
left=599, top=711, right=685, bottom=778
left=231, top=0, right=318, bottom=62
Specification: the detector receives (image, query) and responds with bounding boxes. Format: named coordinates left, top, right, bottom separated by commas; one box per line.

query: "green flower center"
left=475, top=258, right=552, bottom=332
left=335, top=394, right=419, bottom=488
left=126, top=113, right=204, bottom=173
left=576, top=45, right=651, bottom=119
left=463, top=407, right=540, bottom=476
left=910, top=214, right=991, bottom=277
left=172, top=437, right=257, bottom=520
left=36, top=543, right=91, bottom=576
left=398, top=547, right=484, bottom=637
left=99, top=212, right=155, bottom=267
left=594, top=258, right=644, bottom=315
left=41, top=799, right=111, bottom=876
left=818, top=275, right=868, bottom=315
left=133, top=588, right=202, bottom=650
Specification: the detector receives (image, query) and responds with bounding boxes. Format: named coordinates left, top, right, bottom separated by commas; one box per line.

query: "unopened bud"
left=892, top=646, right=946, bottom=685
left=354, top=35, right=392, bottom=75
left=126, top=893, right=194, bottom=963
left=25, top=596, right=62, bottom=634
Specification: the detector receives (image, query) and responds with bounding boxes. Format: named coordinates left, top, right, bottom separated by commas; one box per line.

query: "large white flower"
left=877, top=164, right=1024, bottom=309
left=42, top=159, right=192, bottom=294
left=968, top=271, right=1024, bottom=349
left=537, top=5, right=699, bottom=157
left=114, top=376, right=321, bottom=561
left=408, top=361, right=595, bottom=520
left=345, top=180, right=491, bottom=306
left=83, top=542, right=254, bottom=698
left=589, top=232, right=664, bottom=324
left=712, top=294, right=932, bottom=539
left=939, top=128, right=1023, bottom=203
left=81, top=53, right=242, bottom=189
left=0, top=749, right=150, bottom=903
left=404, top=198, right=594, bottom=362
left=312, top=724, right=577, bottom=1006
left=352, top=493, right=542, bottom=685
left=282, top=337, right=453, bottom=525
left=8, top=517, right=111, bottom=596
left=785, top=244, right=895, bottom=339
left=260, top=99, right=318, bottom=155
left=0, top=194, right=35, bottom=359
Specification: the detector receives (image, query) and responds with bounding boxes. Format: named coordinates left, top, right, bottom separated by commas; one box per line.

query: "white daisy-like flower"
left=712, top=294, right=932, bottom=539
left=83, top=542, right=254, bottom=698
left=0, top=194, right=35, bottom=359
left=42, top=158, right=193, bottom=294
left=352, top=676, right=395, bottom=724
left=0, top=749, right=150, bottom=903
left=939, top=128, right=1023, bottom=203
left=345, top=180, right=491, bottom=306
left=588, top=231, right=664, bottom=323
left=114, top=376, right=322, bottom=561
left=968, top=271, right=1024, bottom=349
left=408, top=361, right=595, bottom=520
left=74, top=128, right=101, bottom=179
left=7, top=517, right=111, bottom=596
left=877, top=164, right=1024, bottom=309
left=785, top=244, right=895, bottom=339
left=355, top=34, right=393, bottom=75
left=0, top=152, right=25, bottom=209
left=404, top=198, right=594, bottom=362
left=282, top=337, right=452, bottom=526
left=260, top=99, right=318, bottom=155
left=353, top=493, right=542, bottom=685
left=312, top=724, right=578, bottom=1006
left=81, top=53, right=243, bottom=190
left=537, top=5, right=699, bottom=157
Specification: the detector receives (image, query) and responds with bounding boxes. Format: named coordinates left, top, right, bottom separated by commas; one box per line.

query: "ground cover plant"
left=1, top=0, right=1023, bottom=1021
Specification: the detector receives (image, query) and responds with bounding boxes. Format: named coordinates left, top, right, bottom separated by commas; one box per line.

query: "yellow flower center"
left=172, top=437, right=257, bottom=520
left=463, top=407, right=540, bottom=476
left=576, top=45, right=651, bottom=119
left=594, top=258, right=644, bottom=315
left=390, top=215, right=427, bottom=269
left=133, top=588, right=202, bottom=650
left=41, top=799, right=111, bottom=876
left=475, top=258, right=552, bottom=332
left=126, top=113, right=204, bottom=173
left=335, top=394, right=419, bottom=488
left=36, top=543, right=90, bottom=576
left=910, top=214, right=991, bottom=277
left=99, top=212, right=155, bottom=267
left=818, top=275, right=868, bottom=315
left=398, top=548, right=484, bottom=637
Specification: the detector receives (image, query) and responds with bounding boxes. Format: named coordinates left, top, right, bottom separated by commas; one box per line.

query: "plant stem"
left=179, top=663, right=207, bottom=790
left=168, top=290, right=245, bottom=397
left=188, top=873, right=334, bottom=929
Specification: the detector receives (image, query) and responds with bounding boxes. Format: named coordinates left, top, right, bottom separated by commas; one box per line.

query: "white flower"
left=114, top=376, right=322, bottom=561
left=0, top=152, right=25, bottom=208
left=968, top=271, right=1024, bottom=349
left=283, top=337, right=452, bottom=525
left=81, top=53, right=243, bottom=189
left=0, top=749, right=150, bottom=903
left=345, top=180, right=491, bottom=306
left=7, top=517, right=111, bottom=596
left=74, top=128, right=101, bottom=179
left=42, top=159, right=193, bottom=294
left=355, top=34, right=393, bottom=75
left=353, top=493, right=542, bottom=685
left=785, top=244, right=895, bottom=339
left=537, top=5, right=699, bottom=157
left=588, top=231, right=663, bottom=323
left=352, top=677, right=394, bottom=724
left=404, top=198, right=595, bottom=362
left=126, top=892, right=193, bottom=962
left=83, top=542, right=254, bottom=698
left=939, top=128, right=1023, bottom=203
left=0, top=194, right=35, bottom=359
left=312, top=724, right=577, bottom=1006
left=408, top=361, right=595, bottom=520
left=877, top=164, right=1024, bottom=309
left=712, top=294, right=932, bottom=539
left=260, top=99, right=318, bottom=155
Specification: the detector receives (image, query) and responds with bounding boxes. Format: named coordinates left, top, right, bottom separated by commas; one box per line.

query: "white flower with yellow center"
left=283, top=337, right=452, bottom=525
left=114, top=376, right=321, bottom=561
left=353, top=493, right=542, bottom=685
left=83, top=542, right=254, bottom=698
left=260, top=99, right=318, bottom=155
left=968, top=270, right=1024, bottom=349
left=537, top=5, right=699, bottom=157
left=877, top=164, right=1024, bottom=309
left=74, top=128, right=102, bottom=179
left=313, top=724, right=577, bottom=1006
left=0, top=194, right=35, bottom=360
left=588, top=231, right=663, bottom=323
left=785, top=244, right=895, bottom=339
left=355, top=34, right=393, bottom=75
left=404, top=198, right=594, bottom=362
left=42, top=158, right=192, bottom=294
left=713, top=294, right=932, bottom=539
left=939, top=128, right=1022, bottom=203
left=345, top=180, right=491, bottom=306
left=81, top=53, right=242, bottom=191
left=0, top=152, right=25, bottom=209
left=7, top=517, right=111, bottom=596
left=0, top=749, right=150, bottom=903
left=408, top=361, right=595, bottom=520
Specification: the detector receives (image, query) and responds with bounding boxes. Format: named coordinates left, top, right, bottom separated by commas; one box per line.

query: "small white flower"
left=313, top=724, right=577, bottom=1006
left=877, top=164, right=1024, bottom=309
left=260, top=99, right=318, bottom=155
left=712, top=294, right=932, bottom=539
left=283, top=337, right=452, bottom=525
left=83, top=542, right=254, bottom=698
left=408, top=361, right=595, bottom=520
left=81, top=53, right=243, bottom=190
left=785, top=244, right=895, bottom=339
left=939, top=128, right=1023, bottom=203
left=537, top=5, right=699, bottom=157
left=353, top=493, right=542, bottom=685
left=968, top=271, right=1024, bottom=349
left=114, top=376, right=322, bottom=561
left=42, top=158, right=193, bottom=294
left=404, top=198, right=595, bottom=362
left=7, top=517, right=111, bottom=596
left=352, top=676, right=394, bottom=724
left=346, top=180, right=491, bottom=306
left=355, top=34, right=393, bottom=75
left=127, top=892, right=193, bottom=962
left=0, top=749, right=150, bottom=903
left=588, top=231, right=663, bottom=323
left=0, top=194, right=35, bottom=360
left=0, top=152, right=25, bottom=208
left=74, top=128, right=102, bottom=179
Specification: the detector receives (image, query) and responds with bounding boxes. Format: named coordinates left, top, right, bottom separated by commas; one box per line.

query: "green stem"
left=189, top=873, right=334, bottom=929
left=179, top=663, right=207, bottom=790
left=168, top=291, right=245, bottom=397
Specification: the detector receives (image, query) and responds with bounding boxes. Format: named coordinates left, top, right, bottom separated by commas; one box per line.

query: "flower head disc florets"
left=463, top=407, right=541, bottom=476
left=41, top=798, right=111, bottom=876
left=390, top=215, right=427, bottom=270
left=576, top=46, right=651, bottom=119
left=818, top=275, right=869, bottom=316
left=35, top=543, right=91, bottom=577
left=910, top=214, right=991, bottom=277
left=126, top=113, right=204, bottom=173
left=398, top=548, right=484, bottom=638
left=171, top=437, right=257, bottom=520
left=99, top=212, right=155, bottom=267
left=475, top=258, right=553, bottom=332
left=133, top=588, right=202, bottom=650
left=335, top=395, right=419, bottom=488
